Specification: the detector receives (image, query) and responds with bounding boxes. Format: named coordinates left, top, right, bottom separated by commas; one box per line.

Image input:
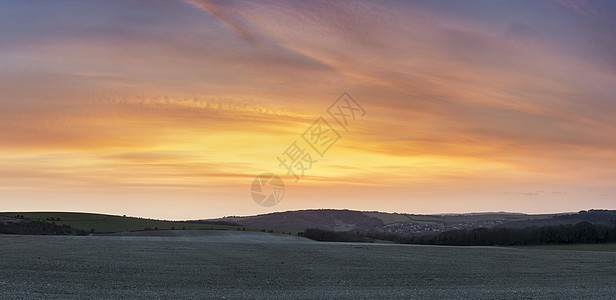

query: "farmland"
left=0, top=212, right=299, bottom=235
left=1, top=233, right=615, bottom=299
left=517, top=243, right=616, bottom=252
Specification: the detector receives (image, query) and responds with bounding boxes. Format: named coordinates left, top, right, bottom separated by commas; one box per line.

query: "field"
left=0, top=212, right=299, bottom=235
left=1, top=232, right=616, bottom=299
left=518, top=243, right=616, bottom=252
left=364, top=211, right=556, bottom=225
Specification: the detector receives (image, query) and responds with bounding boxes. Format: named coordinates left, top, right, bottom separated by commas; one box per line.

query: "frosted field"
left=1, top=231, right=615, bottom=299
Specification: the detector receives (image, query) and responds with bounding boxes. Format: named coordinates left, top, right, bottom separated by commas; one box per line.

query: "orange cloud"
left=1, top=0, right=615, bottom=218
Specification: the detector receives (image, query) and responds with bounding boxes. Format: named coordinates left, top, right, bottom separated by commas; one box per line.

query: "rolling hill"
left=4, top=209, right=615, bottom=237
left=0, top=212, right=298, bottom=235
left=213, top=209, right=616, bottom=235
left=214, top=209, right=560, bottom=234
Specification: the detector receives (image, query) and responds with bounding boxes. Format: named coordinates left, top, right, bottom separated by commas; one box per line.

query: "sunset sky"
left=1, top=0, right=615, bottom=219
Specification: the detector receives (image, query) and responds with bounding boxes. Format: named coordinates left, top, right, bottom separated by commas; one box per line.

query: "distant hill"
left=0, top=215, right=86, bottom=235
left=216, top=209, right=616, bottom=235
left=218, top=210, right=384, bottom=231
left=214, top=209, right=559, bottom=234
left=496, top=209, right=616, bottom=229
left=0, top=212, right=297, bottom=235
left=5, top=209, right=615, bottom=237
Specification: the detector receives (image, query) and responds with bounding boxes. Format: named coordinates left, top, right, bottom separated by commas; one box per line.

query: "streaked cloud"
left=0, top=0, right=615, bottom=219
left=183, top=0, right=254, bottom=41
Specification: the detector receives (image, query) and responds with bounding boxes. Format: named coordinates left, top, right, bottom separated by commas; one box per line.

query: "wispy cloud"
left=183, top=0, right=254, bottom=41
left=551, top=0, right=597, bottom=16
left=1, top=0, right=615, bottom=218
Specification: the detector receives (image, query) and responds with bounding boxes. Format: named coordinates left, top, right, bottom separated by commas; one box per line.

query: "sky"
left=1, top=0, right=615, bottom=220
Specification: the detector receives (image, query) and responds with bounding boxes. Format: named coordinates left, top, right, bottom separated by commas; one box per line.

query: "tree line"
left=0, top=220, right=87, bottom=235
left=304, top=222, right=616, bottom=246
left=303, top=228, right=375, bottom=243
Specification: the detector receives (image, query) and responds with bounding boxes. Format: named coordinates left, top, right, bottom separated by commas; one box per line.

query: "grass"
left=364, top=211, right=556, bottom=225
left=364, top=212, right=411, bottom=224
left=0, top=212, right=301, bottom=235
left=516, top=243, right=616, bottom=252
